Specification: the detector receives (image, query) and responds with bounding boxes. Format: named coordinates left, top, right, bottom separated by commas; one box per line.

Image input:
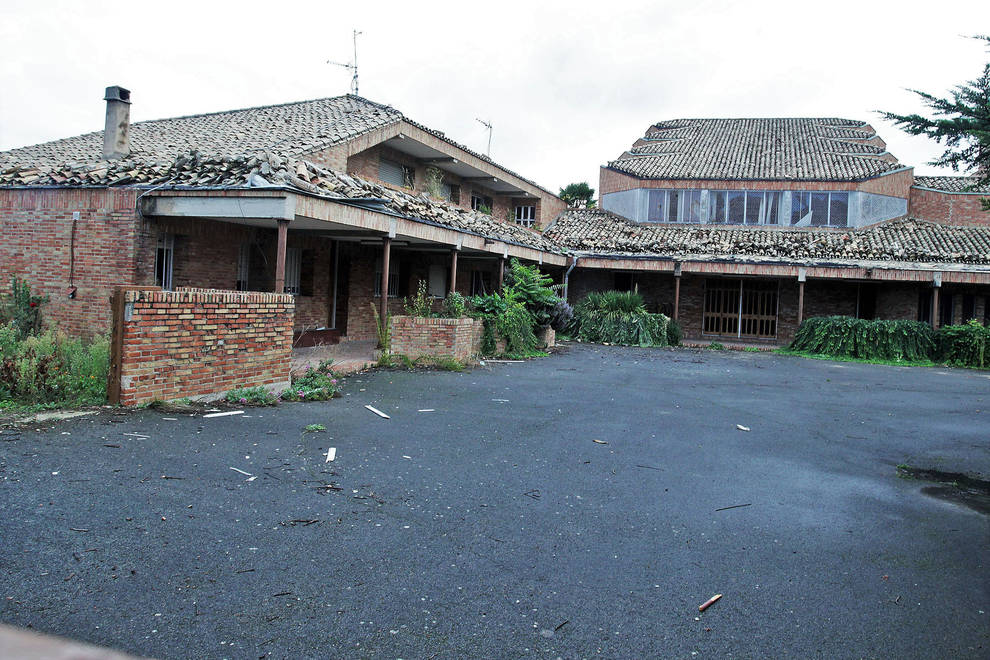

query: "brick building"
left=2, top=94, right=988, bottom=350
left=556, top=118, right=990, bottom=344
left=0, top=88, right=567, bottom=342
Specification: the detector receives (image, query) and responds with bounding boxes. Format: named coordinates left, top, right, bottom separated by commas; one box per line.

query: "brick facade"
left=112, top=287, right=293, bottom=406
left=0, top=188, right=142, bottom=338
left=390, top=316, right=484, bottom=361
left=908, top=187, right=990, bottom=227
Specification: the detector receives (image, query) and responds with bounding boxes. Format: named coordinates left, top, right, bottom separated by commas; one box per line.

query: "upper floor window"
left=791, top=191, right=848, bottom=227
left=471, top=193, right=493, bottom=213
left=515, top=205, right=536, bottom=227
left=646, top=189, right=847, bottom=227
left=442, top=183, right=461, bottom=204
left=379, top=158, right=414, bottom=188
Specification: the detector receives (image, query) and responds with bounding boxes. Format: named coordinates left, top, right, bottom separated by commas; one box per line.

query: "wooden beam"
left=274, top=219, right=289, bottom=293
left=797, top=280, right=805, bottom=326
left=931, top=286, right=940, bottom=330
left=380, top=236, right=392, bottom=324
left=449, top=248, right=459, bottom=295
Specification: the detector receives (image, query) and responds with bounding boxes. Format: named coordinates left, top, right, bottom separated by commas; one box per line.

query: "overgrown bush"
left=789, top=316, right=935, bottom=362
left=403, top=280, right=434, bottom=317
left=226, top=386, right=278, bottom=406
left=572, top=291, right=670, bottom=347
left=0, top=326, right=109, bottom=406
left=548, top=298, right=574, bottom=332
left=442, top=291, right=467, bottom=318
left=0, top=277, right=48, bottom=340
left=470, top=290, right=538, bottom=356
left=281, top=360, right=341, bottom=401
left=936, top=320, right=990, bottom=368
left=503, top=259, right=559, bottom=328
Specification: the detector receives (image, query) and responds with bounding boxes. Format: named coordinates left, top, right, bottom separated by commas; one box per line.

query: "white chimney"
left=103, top=86, right=131, bottom=159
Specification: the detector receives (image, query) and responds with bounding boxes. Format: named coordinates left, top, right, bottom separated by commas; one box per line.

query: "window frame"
left=514, top=204, right=536, bottom=227
left=154, top=233, right=174, bottom=291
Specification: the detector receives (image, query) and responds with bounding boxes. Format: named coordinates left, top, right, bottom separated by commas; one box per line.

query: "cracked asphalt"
left=1, top=343, right=988, bottom=658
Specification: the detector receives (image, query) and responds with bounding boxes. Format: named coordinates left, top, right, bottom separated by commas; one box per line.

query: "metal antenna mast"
left=475, top=118, right=492, bottom=156
left=327, top=30, right=363, bottom=95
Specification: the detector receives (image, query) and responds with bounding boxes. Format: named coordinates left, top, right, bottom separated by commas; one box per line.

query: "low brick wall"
left=390, top=316, right=483, bottom=361
left=110, top=287, right=294, bottom=406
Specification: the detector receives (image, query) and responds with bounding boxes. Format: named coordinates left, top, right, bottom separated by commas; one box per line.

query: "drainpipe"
left=563, top=255, right=578, bottom=303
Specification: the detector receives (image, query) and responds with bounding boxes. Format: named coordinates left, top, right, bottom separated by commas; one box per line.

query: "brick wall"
left=908, top=187, right=990, bottom=226
left=390, top=316, right=483, bottom=361
left=112, top=287, right=294, bottom=406
left=0, top=188, right=142, bottom=338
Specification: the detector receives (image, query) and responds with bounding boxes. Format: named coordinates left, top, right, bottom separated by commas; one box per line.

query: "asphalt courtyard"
left=1, top=344, right=988, bottom=659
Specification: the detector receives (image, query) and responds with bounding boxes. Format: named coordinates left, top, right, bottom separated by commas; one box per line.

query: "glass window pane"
left=727, top=191, right=745, bottom=224
left=764, top=192, right=780, bottom=225
left=811, top=193, right=829, bottom=226
left=684, top=191, right=702, bottom=223
left=709, top=190, right=726, bottom=224
left=648, top=190, right=666, bottom=222
left=829, top=193, right=848, bottom=227
left=745, top=192, right=763, bottom=225
left=791, top=192, right=811, bottom=225
left=668, top=190, right=681, bottom=223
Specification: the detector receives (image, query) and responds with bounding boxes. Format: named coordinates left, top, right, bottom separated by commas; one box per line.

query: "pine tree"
left=879, top=35, right=990, bottom=209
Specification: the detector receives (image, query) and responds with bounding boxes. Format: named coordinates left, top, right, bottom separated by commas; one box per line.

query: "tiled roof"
left=546, top=209, right=990, bottom=265
left=607, top=118, right=904, bottom=181
left=913, top=175, right=990, bottom=194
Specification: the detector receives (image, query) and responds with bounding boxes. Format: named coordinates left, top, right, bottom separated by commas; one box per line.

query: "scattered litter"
left=272, top=591, right=293, bottom=597
left=736, top=425, right=750, bottom=432
left=282, top=519, right=320, bottom=527
left=523, top=489, right=542, bottom=500
left=122, top=432, right=150, bottom=438
left=698, top=594, right=722, bottom=612
left=714, top=503, right=752, bottom=512
left=554, top=620, right=570, bottom=632
left=60, top=432, right=70, bottom=436
left=486, top=359, right=524, bottom=363
left=592, top=439, right=608, bottom=445
left=246, top=476, right=257, bottom=482
left=103, top=443, right=121, bottom=448
left=235, top=568, right=255, bottom=574
left=325, top=447, right=336, bottom=463
left=492, top=398, right=510, bottom=403
left=160, top=475, right=184, bottom=480
left=365, top=405, right=390, bottom=419
left=636, top=464, right=661, bottom=471
left=229, top=467, right=253, bottom=476
left=417, top=409, right=435, bottom=413
left=162, top=417, right=178, bottom=421
left=69, top=528, right=89, bottom=533
left=315, top=484, right=342, bottom=494
left=203, top=410, right=244, bottom=419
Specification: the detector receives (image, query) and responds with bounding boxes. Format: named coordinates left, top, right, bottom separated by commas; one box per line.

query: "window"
left=792, top=191, right=847, bottom=227
left=791, top=192, right=812, bottom=225
left=639, top=188, right=840, bottom=226
left=727, top=191, right=745, bottom=224
left=667, top=190, right=681, bottom=223
left=647, top=189, right=667, bottom=223
left=379, top=158, right=414, bottom=188
left=471, top=193, right=493, bottom=213
left=745, top=192, right=764, bottom=225
left=708, top=190, right=727, bottom=224
left=703, top=279, right=778, bottom=339
left=428, top=264, right=447, bottom=298
left=237, top=243, right=251, bottom=291
left=374, top=257, right=399, bottom=297
left=441, top=183, right=462, bottom=204
left=283, top=247, right=302, bottom=295
left=828, top=193, right=849, bottom=227
left=515, top=205, right=536, bottom=227
left=155, top=233, right=174, bottom=291
left=682, top=190, right=703, bottom=223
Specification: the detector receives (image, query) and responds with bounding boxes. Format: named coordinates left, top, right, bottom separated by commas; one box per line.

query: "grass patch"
left=777, top=348, right=938, bottom=368
left=226, top=386, right=278, bottom=406
left=304, top=423, right=327, bottom=432
left=282, top=360, right=341, bottom=402
left=388, top=354, right=468, bottom=372
left=708, top=342, right=725, bottom=351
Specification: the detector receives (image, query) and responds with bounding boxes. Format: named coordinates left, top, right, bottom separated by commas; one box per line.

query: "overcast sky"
left=1, top=0, right=987, bottom=194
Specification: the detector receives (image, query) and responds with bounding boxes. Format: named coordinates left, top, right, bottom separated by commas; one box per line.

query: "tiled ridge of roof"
left=545, top=209, right=990, bottom=265
left=913, top=175, right=990, bottom=194
left=0, top=148, right=560, bottom=254
left=0, top=94, right=559, bottom=199
left=609, top=118, right=904, bottom=181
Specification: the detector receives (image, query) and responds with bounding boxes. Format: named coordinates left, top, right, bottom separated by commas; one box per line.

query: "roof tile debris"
left=607, top=118, right=904, bottom=181
left=912, top=175, right=990, bottom=194
left=546, top=209, right=990, bottom=265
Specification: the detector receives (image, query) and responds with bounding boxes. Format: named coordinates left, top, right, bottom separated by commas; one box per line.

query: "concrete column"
left=449, top=248, right=459, bottom=296
left=274, top=219, right=289, bottom=293
left=380, top=237, right=392, bottom=323
left=498, top=257, right=505, bottom=290
left=797, top=281, right=805, bottom=326
left=931, top=287, right=940, bottom=330
left=673, top=262, right=682, bottom=321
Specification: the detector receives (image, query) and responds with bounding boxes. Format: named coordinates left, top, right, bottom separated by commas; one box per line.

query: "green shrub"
left=0, top=325, right=109, bottom=406
left=572, top=291, right=669, bottom=347
left=282, top=360, right=340, bottom=402
left=666, top=318, right=682, bottom=346
left=503, top=259, right=558, bottom=328
left=470, top=290, right=538, bottom=356
left=936, top=320, right=989, bottom=368
left=0, top=277, right=48, bottom=340
left=789, top=316, right=935, bottom=362
left=442, top=291, right=467, bottom=318
left=403, top=280, right=434, bottom=317
left=226, top=386, right=278, bottom=406
left=708, top=342, right=726, bottom=351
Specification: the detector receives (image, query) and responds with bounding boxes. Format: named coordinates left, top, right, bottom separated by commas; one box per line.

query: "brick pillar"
left=275, top=219, right=289, bottom=293
left=931, top=287, right=940, bottom=330
left=450, top=248, right=459, bottom=295
left=380, top=236, right=392, bottom=323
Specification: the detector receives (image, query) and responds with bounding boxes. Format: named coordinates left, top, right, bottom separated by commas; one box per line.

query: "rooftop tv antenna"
left=475, top=118, right=492, bottom=156
left=327, top=30, right=363, bottom=95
